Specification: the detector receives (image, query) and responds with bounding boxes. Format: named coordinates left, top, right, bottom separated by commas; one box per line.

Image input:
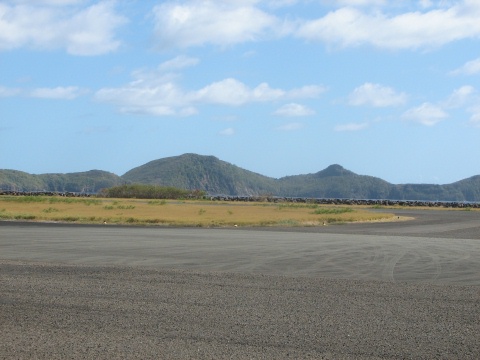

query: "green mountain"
left=0, top=169, right=123, bottom=193
left=389, top=175, right=480, bottom=202
left=122, top=154, right=277, bottom=196
left=1, top=153, right=479, bottom=201
left=122, top=154, right=479, bottom=201
left=277, top=165, right=392, bottom=199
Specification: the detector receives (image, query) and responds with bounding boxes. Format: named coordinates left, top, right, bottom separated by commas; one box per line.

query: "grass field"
left=0, top=196, right=401, bottom=227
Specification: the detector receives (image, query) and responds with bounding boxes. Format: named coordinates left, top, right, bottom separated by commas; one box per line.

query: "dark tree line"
left=99, top=184, right=206, bottom=199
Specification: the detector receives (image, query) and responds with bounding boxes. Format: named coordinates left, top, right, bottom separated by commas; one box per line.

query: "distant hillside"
left=122, top=154, right=277, bottom=196
left=0, top=169, right=123, bottom=193
left=390, top=175, right=480, bottom=202
left=122, top=155, right=479, bottom=201
left=1, top=153, right=479, bottom=201
left=277, top=164, right=392, bottom=199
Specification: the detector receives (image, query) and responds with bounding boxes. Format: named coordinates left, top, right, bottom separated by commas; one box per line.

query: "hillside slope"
left=122, top=153, right=277, bottom=196
left=0, top=169, right=123, bottom=193
left=278, top=164, right=392, bottom=199
left=2, top=154, right=479, bottom=201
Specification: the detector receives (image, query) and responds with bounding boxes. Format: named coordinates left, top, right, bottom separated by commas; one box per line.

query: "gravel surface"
left=1, top=210, right=480, bottom=359
left=1, top=261, right=479, bottom=359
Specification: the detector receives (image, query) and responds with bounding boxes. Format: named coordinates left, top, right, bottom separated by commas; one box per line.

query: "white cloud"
left=30, top=86, right=85, bottom=99
left=442, top=85, right=476, bottom=108
left=196, top=79, right=255, bottom=106
left=334, top=122, right=368, bottom=131
left=1, top=84, right=86, bottom=99
left=348, top=83, right=407, bottom=107
left=158, top=55, right=200, bottom=72
left=402, top=102, right=448, bottom=126
left=265, top=0, right=299, bottom=8
left=96, top=81, right=186, bottom=116
left=12, top=1, right=84, bottom=5
left=274, top=103, right=314, bottom=116
left=0, top=1, right=127, bottom=55
left=288, top=85, right=327, bottom=98
left=178, top=107, right=198, bottom=117
left=95, top=59, right=324, bottom=116
left=152, top=1, right=278, bottom=49
left=194, top=80, right=323, bottom=106
left=333, top=0, right=386, bottom=6
left=469, top=108, right=480, bottom=127
left=0, top=85, right=20, bottom=97
left=95, top=60, right=194, bottom=116
left=451, top=57, right=480, bottom=75
left=296, top=1, right=480, bottom=50
left=219, top=127, right=235, bottom=136
left=419, top=0, right=433, bottom=9
left=276, top=122, right=304, bottom=131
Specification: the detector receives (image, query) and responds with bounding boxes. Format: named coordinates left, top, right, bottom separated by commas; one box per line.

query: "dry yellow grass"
left=0, top=196, right=399, bottom=227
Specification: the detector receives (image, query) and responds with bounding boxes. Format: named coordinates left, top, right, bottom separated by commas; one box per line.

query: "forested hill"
left=1, top=153, right=479, bottom=201
left=122, top=154, right=276, bottom=196
left=0, top=169, right=123, bottom=193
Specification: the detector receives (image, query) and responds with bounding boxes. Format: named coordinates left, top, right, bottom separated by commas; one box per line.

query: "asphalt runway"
left=1, top=209, right=480, bottom=284
left=1, top=209, right=480, bottom=358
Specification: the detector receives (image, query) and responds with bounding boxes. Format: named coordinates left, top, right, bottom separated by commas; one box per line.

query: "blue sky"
left=1, top=0, right=479, bottom=185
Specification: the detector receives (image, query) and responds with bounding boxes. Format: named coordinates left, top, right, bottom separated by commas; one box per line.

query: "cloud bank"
left=95, top=58, right=325, bottom=116
left=0, top=0, right=127, bottom=55
left=3, top=1, right=480, bottom=54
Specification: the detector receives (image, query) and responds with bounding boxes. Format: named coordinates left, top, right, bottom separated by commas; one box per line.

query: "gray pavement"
left=1, top=209, right=480, bottom=358
left=1, top=209, right=480, bottom=284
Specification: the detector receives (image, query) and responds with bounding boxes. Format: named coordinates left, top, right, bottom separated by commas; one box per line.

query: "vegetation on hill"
left=122, top=153, right=277, bottom=196
left=1, top=154, right=479, bottom=201
left=0, top=169, right=123, bottom=193
left=0, top=170, right=45, bottom=191
left=278, top=165, right=392, bottom=199
left=100, top=184, right=205, bottom=199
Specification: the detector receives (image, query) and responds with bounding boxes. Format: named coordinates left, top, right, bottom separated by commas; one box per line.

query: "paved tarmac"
left=1, top=209, right=480, bottom=284
left=1, top=209, right=480, bottom=358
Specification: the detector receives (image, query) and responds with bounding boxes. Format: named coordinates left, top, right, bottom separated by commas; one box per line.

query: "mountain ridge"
left=1, top=153, right=479, bottom=201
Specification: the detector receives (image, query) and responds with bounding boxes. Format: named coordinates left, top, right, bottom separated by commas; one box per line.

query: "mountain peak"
left=315, top=164, right=355, bottom=178
left=2, top=154, right=479, bottom=201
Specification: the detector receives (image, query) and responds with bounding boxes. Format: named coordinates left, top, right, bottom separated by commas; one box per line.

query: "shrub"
left=312, top=207, right=354, bottom=215
left=101, top=184, right=206, bottom=200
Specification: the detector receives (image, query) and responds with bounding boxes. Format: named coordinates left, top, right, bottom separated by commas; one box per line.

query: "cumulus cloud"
left=0, top=1, right=127, bottom=55
left=1, top=84, right=86, bottom=99
left=348, top=83, right=407, bottom=107
left=158, top=55, right=200, bottom=72
left=0, top=85, right=20, bottom=97
left=95, top=81, right=185, bottom=116
left=13, top=1, right=85, bottom=5
left=287, top=85, right=327, bottom=98
left=419, top=0, right=434, bottom=9
left=400, top=86, right=478, bottom=127
left=334, top=122, right=368, bottom=131
left=333, top=0, right=386, bottom=6
left=30, top=86, right=85, bottom=100
left=149, top=1, right=480, bottom=52
left=152, top=1, right=279, bottom=49
left=295, top=1, right=480, bottom=50
left=469, top=107, right=480, bottom=127
left=402, top=102, right=448, bottom=126
left=95, top=58, right=324, bottom=116
left=274, top=103, right=314, bottom=116
left=451, top=57, right=480, bottom=75
left=442, top=85, right=476, bottom=108
left=4, top=1, right=478, bottom=55
left=196, top=79, right=284, bottom=106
